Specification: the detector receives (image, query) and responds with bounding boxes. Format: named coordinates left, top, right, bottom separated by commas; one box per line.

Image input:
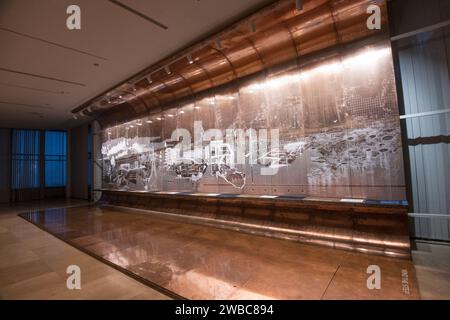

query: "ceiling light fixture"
left=187, top=53, right=194, bottom=64
left=215, top=37, right=222, bottom=50
left=164, top=66, right=171, bottom=75
left=250, top=20, right=256, bottom=33
left=72, top=114, right=78, bottom=120
left=146, top=120, right=153, bottom=123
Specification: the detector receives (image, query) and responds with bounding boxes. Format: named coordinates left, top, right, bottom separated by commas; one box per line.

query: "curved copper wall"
left=74, top=0, right=390, bottom=127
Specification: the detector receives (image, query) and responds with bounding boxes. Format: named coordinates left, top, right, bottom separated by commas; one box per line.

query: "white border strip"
left=400, top=108, right=450, bottom=120
left=408, top=213, right=450, bottom=218
left=391, top=20, right=450, bottom=42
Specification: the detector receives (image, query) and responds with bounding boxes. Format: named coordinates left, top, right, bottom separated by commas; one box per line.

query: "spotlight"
left=164, top=66, right=171, bottom=75
left=118, top=95, right=123, bottom=99
left=250, top=20, right=256, bottom=33
left=215, top=37, right=222, bottom=50
left=147, top=77, right=153, bottom=84
left=295, top=0, right=303, bottom=11
left=187, top=53, right=194, bottom=64
left=146, top=120, right=153, bottom=124
left=72, top=114, right=78, bottom=120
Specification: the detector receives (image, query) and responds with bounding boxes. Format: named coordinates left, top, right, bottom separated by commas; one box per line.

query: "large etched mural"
left=100, top=42, right=406, bottom=200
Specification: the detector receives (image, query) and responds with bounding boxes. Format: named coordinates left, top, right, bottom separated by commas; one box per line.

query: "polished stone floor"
left=412, top=240, right=450, bottom=299
left=0, top=200, right=169, bottom=300
left=17, top=204, right=422, bottom=299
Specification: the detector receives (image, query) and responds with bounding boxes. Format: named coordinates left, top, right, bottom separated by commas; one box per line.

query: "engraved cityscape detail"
left=101, top=44, right=406, bottom=200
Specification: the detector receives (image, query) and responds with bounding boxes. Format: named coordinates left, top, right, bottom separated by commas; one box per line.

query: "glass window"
left=11, top=129, right=40, bottom=189
left=45, top=131, right=67, bottom=187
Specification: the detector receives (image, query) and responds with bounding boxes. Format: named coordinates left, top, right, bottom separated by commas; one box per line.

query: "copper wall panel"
left=100, top=40, right=406, bottom=200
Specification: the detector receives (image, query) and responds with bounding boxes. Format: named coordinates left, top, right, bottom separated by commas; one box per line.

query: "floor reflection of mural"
left=101, top=42, right=406, bottom=200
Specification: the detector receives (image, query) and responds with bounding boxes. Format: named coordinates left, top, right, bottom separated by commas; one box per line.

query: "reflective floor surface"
left=0, top=200, right=169, bottom=300
left=18, top=204, right=420, bottom=299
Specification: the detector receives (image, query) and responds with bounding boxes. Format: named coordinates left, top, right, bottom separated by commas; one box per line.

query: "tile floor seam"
left=320, top=265, right=341, bottom=300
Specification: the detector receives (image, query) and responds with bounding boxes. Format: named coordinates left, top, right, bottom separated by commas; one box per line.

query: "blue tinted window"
left=45, top=131, right=66, bottom=187
left=11, top=129, right=40, bottom=189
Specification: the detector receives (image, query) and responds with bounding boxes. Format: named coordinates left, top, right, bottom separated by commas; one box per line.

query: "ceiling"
left=0, top=0, right=273, bottom=129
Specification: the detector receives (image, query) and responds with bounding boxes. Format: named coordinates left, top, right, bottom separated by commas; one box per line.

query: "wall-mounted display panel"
left=100, top=41, right=406, bottom=200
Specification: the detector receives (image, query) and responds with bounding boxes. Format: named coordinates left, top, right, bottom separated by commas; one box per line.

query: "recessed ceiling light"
left=146, top=120, right=153, bottom=123
left=187, top=53, right=194, bottom=64
left=250, top=20, right=256, bottom=33
left=215, top=37, right=222, bottom=50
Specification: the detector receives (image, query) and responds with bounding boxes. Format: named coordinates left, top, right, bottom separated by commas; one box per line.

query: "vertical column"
left=39, top=129, right=45, bottom=200
left=66, top=129, right=72, bottom=199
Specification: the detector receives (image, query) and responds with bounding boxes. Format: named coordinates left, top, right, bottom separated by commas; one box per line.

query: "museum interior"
left=0, top=0, right=449, bottom=300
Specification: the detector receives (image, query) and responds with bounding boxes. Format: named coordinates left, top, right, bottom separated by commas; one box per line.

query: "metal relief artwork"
left=101, top=43, right=406, bottom=200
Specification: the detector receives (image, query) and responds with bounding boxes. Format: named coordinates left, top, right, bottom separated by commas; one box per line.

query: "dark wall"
left=0, top=129, right=11, bottom=203
left=389, top=0, right=450, bottom=36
